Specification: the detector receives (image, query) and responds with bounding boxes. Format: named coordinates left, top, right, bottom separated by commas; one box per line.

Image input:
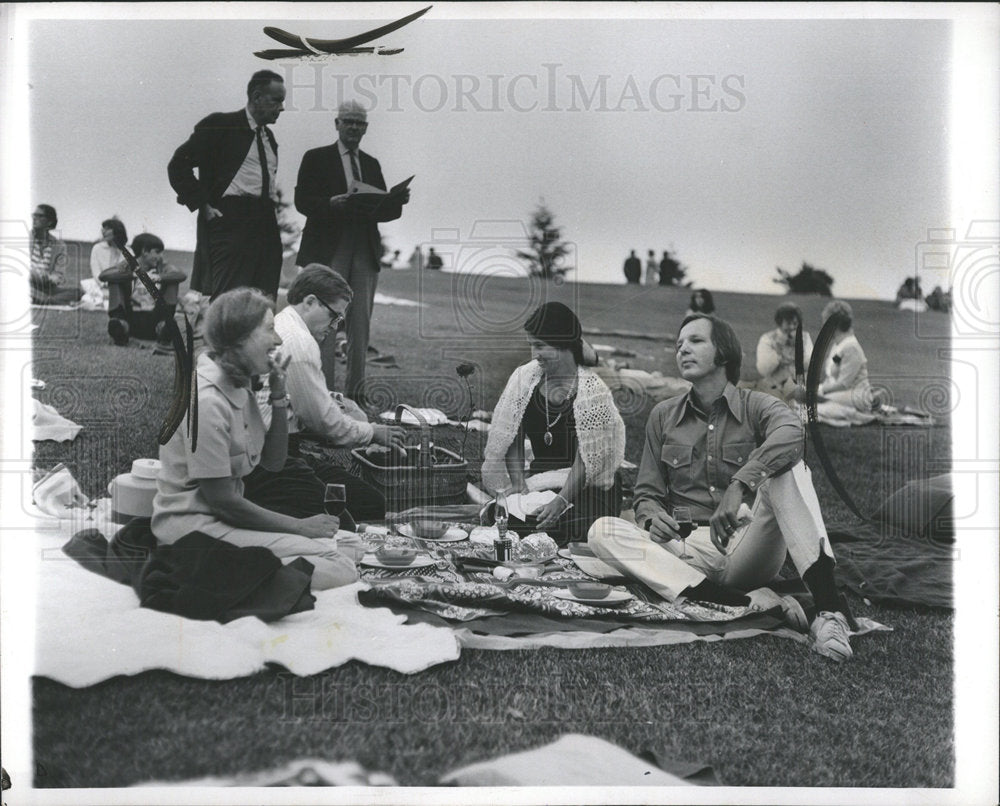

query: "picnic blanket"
left=828, top=525, right=953, bottom=609
left=138, top=733, right=719, bottom=787
left=33, top=501, right=460, bottom=688
left=441, top=733, right=711, bottom=787
left=64, top=521, right=318, bottom=623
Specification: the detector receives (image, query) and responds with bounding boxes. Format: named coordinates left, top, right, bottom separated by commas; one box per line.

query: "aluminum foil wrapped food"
left=514, top=532, right=558, bottom=562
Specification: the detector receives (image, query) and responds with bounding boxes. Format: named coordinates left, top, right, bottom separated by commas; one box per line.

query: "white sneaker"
left=746, top=587, right=809, bottom=632
left=810, top=611, right=853, bottom=662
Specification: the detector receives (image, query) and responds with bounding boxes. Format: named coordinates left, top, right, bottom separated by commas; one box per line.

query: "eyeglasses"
left=317, top=298, right=346, bottom=330
left=338, top=119, right=368, bottom=129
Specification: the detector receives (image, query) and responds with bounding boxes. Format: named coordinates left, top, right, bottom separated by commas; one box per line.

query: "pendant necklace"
left=543, top=376, right=572, bottom=447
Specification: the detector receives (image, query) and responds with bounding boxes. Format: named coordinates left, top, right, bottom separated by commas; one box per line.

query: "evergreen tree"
left=516, top=202, right=573, bottom=280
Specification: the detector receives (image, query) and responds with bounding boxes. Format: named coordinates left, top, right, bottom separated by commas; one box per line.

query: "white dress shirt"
left=338, top=140, right=363, bottom=185
left=258, top=306, right=375, bottom=447
left=223, top=108, right=277, bottom=201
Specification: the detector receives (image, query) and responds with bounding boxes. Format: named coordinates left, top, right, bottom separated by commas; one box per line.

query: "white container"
left=108, top=458, right=161, bottom=522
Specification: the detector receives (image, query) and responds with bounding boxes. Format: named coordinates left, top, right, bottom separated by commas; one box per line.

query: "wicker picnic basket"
left=350, top=405, right=468, bottom=510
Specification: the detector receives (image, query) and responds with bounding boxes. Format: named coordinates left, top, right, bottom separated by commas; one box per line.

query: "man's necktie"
left=348, top=149, right=361, bottom=182
left=256, top=127, right=271, bottom=200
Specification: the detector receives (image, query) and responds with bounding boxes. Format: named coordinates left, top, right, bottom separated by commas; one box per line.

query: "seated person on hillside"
left=482, top=302, right=626, bottom=545
left=29, top=204, right=83, bottom=306
left=925, top=285, right=951, bottom=313
left=99, top=233, right=187, bottom=351
left=815, top=300, right=877, bottom=425
left=89, top=217, right=127, bottom=285
left=587, top=314, right=855, bottom=662
left=151, top=287, right=363, bottom=590
left=752, top=301, right=813, bottom=403
left=253, top=265, right=407, bottom=522
left=685, top=288, right=715, bottom=316
left=894, top=277, right=926, bottom=312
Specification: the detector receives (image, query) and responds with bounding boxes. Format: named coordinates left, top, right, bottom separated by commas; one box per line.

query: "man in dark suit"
left=623, top=250, right=641, bottom=284
left=168, top=70, right=286, bottom=300
left=295, top=100, right=410, bottom=401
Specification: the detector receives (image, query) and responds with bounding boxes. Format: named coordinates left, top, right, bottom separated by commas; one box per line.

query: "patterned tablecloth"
left=356, top=530, right=757, bottom=626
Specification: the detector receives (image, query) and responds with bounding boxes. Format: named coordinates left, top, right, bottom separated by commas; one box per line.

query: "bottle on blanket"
left=493, top=489, right=513, bottom=562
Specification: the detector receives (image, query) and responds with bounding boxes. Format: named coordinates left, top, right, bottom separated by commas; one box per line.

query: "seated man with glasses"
left=248, top=265, right=406, bottom=522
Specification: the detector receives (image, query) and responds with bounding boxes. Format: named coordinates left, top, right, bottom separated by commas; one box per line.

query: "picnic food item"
left=567, top=581, right=611, bottom=599
left=374, top=548, right=418, bottom=567
left=515, top=533, right=558, bottom=563
left=504, top=561, right=542, bottom=579
left=409, top=519, right=449, bottom=540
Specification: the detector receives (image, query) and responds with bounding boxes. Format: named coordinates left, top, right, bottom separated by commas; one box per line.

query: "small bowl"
left=503, top=561, right=543, bottom=579
left=375, top=548, right=418, bottom=567
left=408, top=519, right=450, bottom=540
left=567, top=581, right=612, bottom=599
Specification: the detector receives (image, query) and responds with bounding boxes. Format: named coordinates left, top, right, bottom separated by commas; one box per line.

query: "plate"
left=557, top=548, right=574, bottom=560
left=552, top=588, right=633, bottom=606
left=514, top=549, right=557, bottom=564
left=360, top=553, right=436, bottom=570
left=396, top=523, right=468, bottom=542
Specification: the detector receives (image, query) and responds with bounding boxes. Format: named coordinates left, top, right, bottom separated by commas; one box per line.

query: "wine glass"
left=324, top=484, right=347, bottom=517
left=673, top=506, right=694, bottom=560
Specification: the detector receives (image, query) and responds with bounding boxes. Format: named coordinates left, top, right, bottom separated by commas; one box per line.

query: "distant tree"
left=274, top=188, right=300, bottom=258
left=773, top=261, right=835, bottom=296
left=657, top=247, right=692, bottom=288
left=516, top=202, right=573, bottom=280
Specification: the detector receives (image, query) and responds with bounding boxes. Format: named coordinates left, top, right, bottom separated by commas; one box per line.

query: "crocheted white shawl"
left=482, top=360, right=626, bottom=493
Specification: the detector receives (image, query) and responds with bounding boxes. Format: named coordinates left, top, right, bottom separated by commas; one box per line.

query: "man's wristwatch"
left=269, top=394, right=290, bottom=409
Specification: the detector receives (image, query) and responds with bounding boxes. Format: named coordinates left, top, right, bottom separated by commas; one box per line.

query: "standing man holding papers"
left=295, top=100, right=411, bottom=403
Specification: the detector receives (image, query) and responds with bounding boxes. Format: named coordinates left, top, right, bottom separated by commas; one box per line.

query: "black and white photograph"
left=1, top=3, right=997, bottom=804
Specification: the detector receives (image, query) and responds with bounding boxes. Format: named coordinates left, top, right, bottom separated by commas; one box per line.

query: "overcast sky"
left=17, top=6, right=956, bottom=299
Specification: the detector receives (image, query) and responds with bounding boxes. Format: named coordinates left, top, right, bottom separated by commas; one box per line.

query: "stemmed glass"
left=673, top=506, right=694, bottom=560
left=324, top=484, right=347, bottom=517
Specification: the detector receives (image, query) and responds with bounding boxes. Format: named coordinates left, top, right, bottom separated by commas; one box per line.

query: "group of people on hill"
left=894, top=275, right=952, bottom=313
left=151, top=273, right=859, bottom=661
left=747, top=299, right=876, bottom=428
left=29, top=206, right=188, bottom=354
left=38, top=69, right=879, bottom=663
left=34, top=70, right=411, bottom=405
left=622, top=249, right=685, bottom=286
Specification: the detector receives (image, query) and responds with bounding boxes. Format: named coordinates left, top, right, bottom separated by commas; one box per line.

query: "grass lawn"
left=30, top=265, right=954, bottom=788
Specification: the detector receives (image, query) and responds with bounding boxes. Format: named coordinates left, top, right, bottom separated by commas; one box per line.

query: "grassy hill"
left=30, top=259, right=954, bottom=788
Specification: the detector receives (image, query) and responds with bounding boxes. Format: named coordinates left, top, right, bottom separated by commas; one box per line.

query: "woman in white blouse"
left=89, top=218, right=127, bottom=283
left=151, top=287, right=362, bottom=589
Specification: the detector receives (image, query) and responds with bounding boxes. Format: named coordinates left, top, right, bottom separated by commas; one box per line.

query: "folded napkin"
left=33, top=463, right=89, bottom=517
left=33, top=399, right=83, bottom=442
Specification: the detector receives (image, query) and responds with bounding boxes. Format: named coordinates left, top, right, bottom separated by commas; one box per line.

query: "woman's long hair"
left=203, top=288, right=274, bottom=387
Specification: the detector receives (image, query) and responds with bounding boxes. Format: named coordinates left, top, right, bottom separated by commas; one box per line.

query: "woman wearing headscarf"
left=482, top=302, right=626, bottom=544
left=151, top=287, right=362, bottom=589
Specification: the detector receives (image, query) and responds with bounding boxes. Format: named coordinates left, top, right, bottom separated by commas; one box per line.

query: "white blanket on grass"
left=32, top=503, right=461, bottom=688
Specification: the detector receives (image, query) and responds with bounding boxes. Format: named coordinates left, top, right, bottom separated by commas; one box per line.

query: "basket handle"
left=395, top=404, right=433, bottom=468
